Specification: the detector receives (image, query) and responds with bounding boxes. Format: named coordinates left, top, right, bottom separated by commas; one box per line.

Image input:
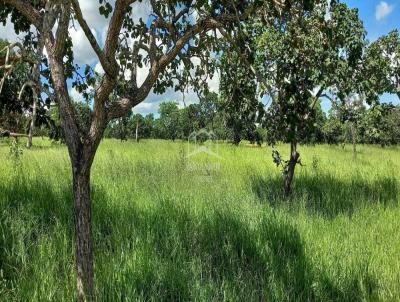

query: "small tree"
left=332, top=96, right=366, bottom=159
left=256, top=2, right=365, bottom=195
left=158, top=101, right=180, bottom=141
left=128, top=113, right=144, bottom=142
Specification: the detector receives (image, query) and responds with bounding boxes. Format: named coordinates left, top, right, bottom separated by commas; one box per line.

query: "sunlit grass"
left=0, top=138, right=399, bottom=301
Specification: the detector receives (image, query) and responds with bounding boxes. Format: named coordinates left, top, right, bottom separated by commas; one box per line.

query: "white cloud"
left=78, top=0, right=113, bottom=30
left=0, top=16, right=34, bottom=43
left=208, top=71, right=220, bottom=93
left=130, top=0, right=152, bottom=24
left=69, top=27, right=98, bottom=65
left=132, top=101, right=160, bottom=115
left=375, top=1, right=394, bottom=21
left=94, top=62, right=104, bottom=75
left=69, top=87, right=84, bottom=103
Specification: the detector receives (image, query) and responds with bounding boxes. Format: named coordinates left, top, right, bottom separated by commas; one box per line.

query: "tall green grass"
left=0, top=138, right=399, bottom=301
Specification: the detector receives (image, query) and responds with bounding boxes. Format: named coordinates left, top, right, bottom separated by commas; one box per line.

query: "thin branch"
left=130, top=41, right=139, bottom=89
left=103, top=0, right=135, bottom=70
left=106, top=15, right=236, bottom=120
left=18, top=80, right=36, bottom=100
left=70, top=0, right=115, bottom=76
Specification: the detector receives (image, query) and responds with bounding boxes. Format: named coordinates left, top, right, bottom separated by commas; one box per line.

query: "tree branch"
left=70, top=0, right=115, bottom=76
left=103, top=0, right=135, bottom=73
left=106, top=16, right=232, bottom=120
left=2, top=0, right=43, bottom=30
left=53, top=3, right=70, bottom=58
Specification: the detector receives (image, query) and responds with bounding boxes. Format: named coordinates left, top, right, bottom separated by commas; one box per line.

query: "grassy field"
left=0, top=138, right=399, bottom=301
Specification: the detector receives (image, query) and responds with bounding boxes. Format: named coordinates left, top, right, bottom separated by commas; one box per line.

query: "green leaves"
left=363, top=30, right=400, bottom=103
left=255, top=1, right=366, bottom=145
left=99, top=1, right=113, bottom=18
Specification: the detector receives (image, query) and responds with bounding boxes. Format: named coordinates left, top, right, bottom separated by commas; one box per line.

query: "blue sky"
left=345, top=0, right=400, bottom=42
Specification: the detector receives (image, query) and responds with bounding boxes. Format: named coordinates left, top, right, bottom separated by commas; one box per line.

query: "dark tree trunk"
left=233, top=131, right=241, bottom=146
left=284, top=141, right=300, bottom=197
left=351, top=122, right=357, bottom=160
left=73, top=165, right=94, bottom=301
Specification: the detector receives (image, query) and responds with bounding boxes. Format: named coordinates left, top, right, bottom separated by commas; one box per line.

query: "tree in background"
left=256, top=2, right=366, bottom=196
left=129, top=113, right=143, bottom=142
left=332, top=97, right=366, bottom=159
left=362, top=103, right=400, bottom=146
left=363, top=30, right=400, bottom=101
left=0, top=39, right=51, bottom=138
left=199, top=92, right=218, bottom=131
left=219, top=50, right=262, bottom=145
left=322, top=105, right=345, bottom=146
left=157, top=101, right=180, bottom=141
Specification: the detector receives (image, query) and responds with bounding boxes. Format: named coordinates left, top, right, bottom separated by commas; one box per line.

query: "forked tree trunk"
left=26, top=95, right=37, bottom=149
left=284, top=140, right=300, bottom=197
left=73, top=165, right=94, bottom=301
left=351, top=122, right=357, bottom=160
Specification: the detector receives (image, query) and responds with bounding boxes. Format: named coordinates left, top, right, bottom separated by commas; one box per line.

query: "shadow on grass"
left=249, top=172, right=398, bottom=218
left=0, top=175, right=74, bottom=290
left=0, top=174, right=382, bottom=301
left=94, top=196, right=380, bottom=301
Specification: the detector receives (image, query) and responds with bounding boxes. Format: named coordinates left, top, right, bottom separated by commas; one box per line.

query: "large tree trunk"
left=351, top=122, right=357, bottom=160
left=73, top=164, right=94, bottom=301
left=26, top=95, right=37, bottom=149
left=47, top=45, right=98, bottom=301
left=284, top=141, right=300, bottom=197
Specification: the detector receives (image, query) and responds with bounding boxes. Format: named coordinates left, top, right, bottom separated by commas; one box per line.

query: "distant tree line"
left=103, top=91, right=266, bottom=145
left=102, top=94, right=400, bottom=148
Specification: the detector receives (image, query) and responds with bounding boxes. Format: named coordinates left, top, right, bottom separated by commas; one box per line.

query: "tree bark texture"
left=73, top=167, right=94, bottom=301
left=284, top=141, right=300, bottom=197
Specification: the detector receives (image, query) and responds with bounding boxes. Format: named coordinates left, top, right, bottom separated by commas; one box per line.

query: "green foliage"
left=8, top=138, right=23, bottom=161
left=219, top=50, right=262, bottom=145
left=257, top=2, right=365, bottom=146
left=0, top=39, right=32, bottom=133
left=322, top=116, right=344, bottom=145
left=48, top=101, right=93, bottom=143
left=157, top=101, right=181, bottom=141
left=361, top=104, right=400, bottom=146
left=363, top=30, right=400, bottom=101
left=0, top=39, right=53, bottom=134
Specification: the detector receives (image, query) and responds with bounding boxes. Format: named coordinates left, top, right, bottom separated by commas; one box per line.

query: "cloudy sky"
left=1, top=1, right=399, bottom=115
